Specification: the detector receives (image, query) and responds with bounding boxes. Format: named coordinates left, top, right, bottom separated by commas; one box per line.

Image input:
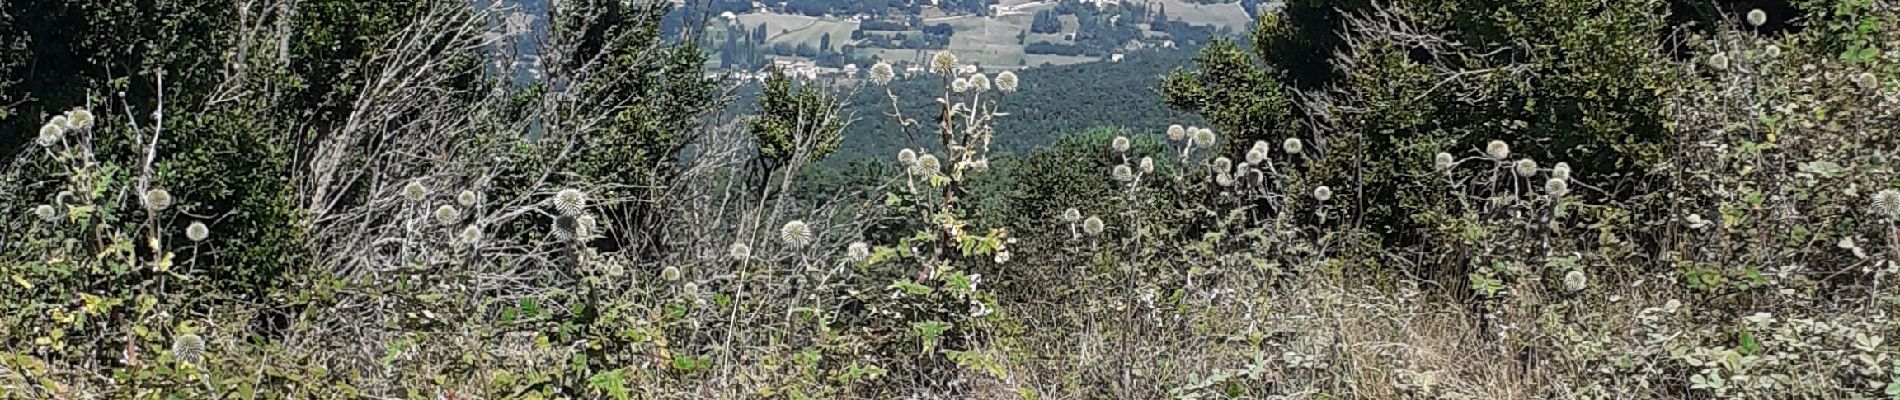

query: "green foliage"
left=750, top=69, right=846, bottom=170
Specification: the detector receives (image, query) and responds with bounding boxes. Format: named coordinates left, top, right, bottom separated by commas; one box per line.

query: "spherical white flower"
left=1112, top=164, right=1135, bottom=182
left=49, top=115, right=68, bottom=132
left=460, top=225, right=483, bottom=244
left=1082, top=216, right=1105, bottom=237
left=34, top=204, right=57, bottom=222
left=143, top=188, right=173, bottom=211
left=913, top=154, right=941, bottom=177
left=1486, top=140, right=1511, bottom=160
left=898, top=148, right=918, bottom=165
left=1212, top=157, right=1232, bottom=174
left=1763, top=45, right=1781, bottom=58
left=1546, top=178, right=1569, bottom=196
left=457, top=190, right=478, bottom=207
left=1061, top=208, right=1082, bottom=223
left=1138, top=157, right=1154, bottom=174
left=37, top=122, right=64, bottom=147
left=1874, top=189, right=1900, bottom=219
left=952, top=78, right=970, bottom=93
left=969, top=73, right=991, bottom=92
left=728, top=242, right=752, bottom=260
left=995, top=71, right=1019, bottom=93
left=931, top=51, right=959, bottom=75
left=1709, top=53, right=1730, bottom=71
left=1515, top=159, right=1539, bottom=178
left=869, top=62, right=896, bottom=86
left=780, top=220, right=812, bottom=248
left=186, top=221, right=210, bottom=242
left=172, top=334, right=206, bottom=364
left=1167, top=125, right=1186, bottom=142
left=1313, top=186, right=1333, bottom=202
left=1246, top=147, right=1268, bottom=165
left=1551, top=162, right=1572, bottom=181
left=1563, top=270, right=1588, bottom=293
left=434, top=205, right=460, bottom=225
left=1434, top=152, right=1456, bottom=170
left=1191, top=128, right=1217, bottom=147
left=552, top=188, right=586, bottom=215
left=681, top=282, right=699, bottom=298
left=1747, top=9, right=1767, bottom=27
left=402, top=181, right=428, bottom=201
left=1856, top=72, right=1879, bottom=90
left=1215, top=173, right=1235, bottom=187
left=846, top=242, right=871, bottom=262
left=662, top=266, right=683, bottom=281
left=1111, top=136, right=1131, bottom=153
left=63, top=109, right=95, bottom=131
left=1283, top=138, right=1303, bottom=154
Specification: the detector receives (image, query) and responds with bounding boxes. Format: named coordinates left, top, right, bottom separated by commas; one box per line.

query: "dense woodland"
left=4, top=0, right=1900, bottom=399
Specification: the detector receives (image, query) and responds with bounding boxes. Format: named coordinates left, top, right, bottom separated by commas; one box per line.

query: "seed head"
left=1763, top=45, right=1781, bottom=58
left=460, top=225, right=483, bottom=244
left=1212, top=157, right=1232, bottom=174
left=953, top=78, right=971, bottom=93
left=1313, top=186, right=1333, bottom=202
left=34, top=204, right=57, bottom=222
left=1082, top=216, right=1105, bottom=237
left=728, top=242, right=752, bottom=260
left=63, top=109, right=94, bottom=131
left=434, top=205, right=461, bottom=225
left=1191, top=128, right=1217, bottom=147
left=186, top=221, right=210, bottom=242
left=1709, top=53, right=1730, bottom=71
left=1112, top=164, right=1135, bottom=182
left=969, top=73, right=991, bottom=92
left=869, top=62, right=896, bottom=86
left=402, top=181, right=428, bottom=201
left=1515, top=159, right=1539, bottom=178
left=1111, top=136, right=1131, bottom=153
left=1215, top=173, right=1235, bottom=187
left=681, top=282, right=700, bottom=298
left=913, top=154, right=941, bottom=177
left=995, top=71, right=1019, bottom=93
left=898, top=148, right=918, bottom=165
left=1283, top=138, right=1303, bottom=154
left=1873, top=189, right=1900, bottom=219
left=1138, top=157, right=1154, bottom=174
left=1563, top=270, right=1587, bottom=293
left=552, top=188, right=586, bottom=216
left=1552, top=162, right=1572, bottom=181
left=143, top=189, right=173, bottom=212
left=662, top=266, right=682, bottom=281
left=1856, top=72, right=1879, bottom=90
left=847, top=242, right=871, bottom=262
left=37, top=123, right=63, bottom=147
left=1746, top=9, right=1767, bottom=27
left=1486, top=140, right=1511, bottom=160
left=458, top=190, right=478, bottom=207
left=1167, top=125, right=1186, bottom=141
left=1434, top=152, right=1455, bottom=170
left=1246, top=147, right=1268, bottom=165
left=172, top=334, right=206, bottom=365
left=780, top=220, right=812, bottom=248
left=1546, top=178, right=1569, bottom=196
left=1061, top=208, right=1082, bottom=223
left=931, top=51, right=959, bottom=75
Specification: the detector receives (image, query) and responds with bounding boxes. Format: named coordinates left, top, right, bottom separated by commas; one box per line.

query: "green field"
left=729, top=12, right=859, bottom=49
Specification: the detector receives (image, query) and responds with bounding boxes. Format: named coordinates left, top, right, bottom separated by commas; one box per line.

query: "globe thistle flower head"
left=1856, top=72, right=1879, bottom=90
left=1551, top=162, right=1572, bottom=181
left=1434, top=152, right=1456, bottom=170
left=459, top=225, right=483, bottom=244
left=1112, top=164, right=1135, bottom=182
left=1138, top=157, right=1154, bottom=174
left=64, top=109, right=94, bottom=131
left=1486, top=140, right=1511, bottom=160
left=1873, top=189, right=1900, bottom=219
left=681, top=282, right=700, bottom=298
left=172, top=334, right=206, bottom=365
left=37, top=122, right=64, bottom=147
left=186, top=221, right=210, bottom=242
left=1763, top=45, right=1781, bottom=58
left=1313, top=186, right=1333, bottom=202
left=1514, top=159, right=1538, bottom=178
left=869, top=62, right=896, bottom=86
left=1282, top=138, right=1303, bottom=154
left=143, top=188, right=173, bottom=212
left=1167, top=125, right=1186, bottom=141
left=662, top=266, right=683, bottom=282
left=552, top=188, right=586, bottom=216
left=34, top=204, right=57, bottom=222
left=898, top=148, right=918, bottom=165
left=49, top=115, right=68, bottom=132
left=953, top=78, right=971, bottom=93
left=1546, top=178, right=1569, bottom=196
left=457, top=190, right=478, bottom=207
left=1061, top=208, right=1082, bottom=223
left=551, top=215, right=578, bottom=240
left=728, top=242, right=752, bottom=260
left=1747, top=9, right=1767, bottom=27
left=1709, top=53, right=1730, bottom=71
left=1563, top=270, right=1587, bottom=293
left=995, top=70, right=1019, bottom=93
left=1215, top=173, right=1235, bottom=187
left=1212, top=157, right=1233, bottom=174
left=402, top=181, right=427, bottom=201
left=931, top=51, right=958, bottom=75
left=970, top=73, right=991, bottom=92
left=846, top=242, right=870, bottom=262
left=913, top=154, right=941, bottom=177
left=1082, top=216, right=1105, bottom=237
left=1191, top=128, right=1217, bottom=147
left=780, top=220, right=813, bottom=248
left=434, top=205, right=461, bottom=225
left=1246, top=147, right=1268, bottom=165
left=1111, top=136, right=1131, bottom=153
